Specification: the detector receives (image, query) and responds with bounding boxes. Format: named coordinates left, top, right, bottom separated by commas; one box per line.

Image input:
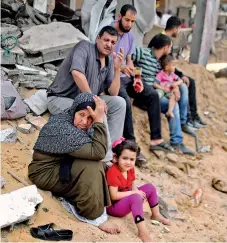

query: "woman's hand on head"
left=87, top=96, right=106, bottom=123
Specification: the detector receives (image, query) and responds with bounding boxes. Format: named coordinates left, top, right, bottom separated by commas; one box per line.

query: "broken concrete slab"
left=1, top=47, right=25, bottom=65
left=16, top=65, right=48, bottom=76
left=18, top=124, right=32, bottom=134
left=0, top=128, right=17, bottom=143
left=0, top=185, right=43, bottom=229
left=25, top=115, right=47, bottom=130
left=24, top=89, right=48, bottom=116
left=19, top=22, right=89, bottom=55
left=1, top=23, right=21, bottom=38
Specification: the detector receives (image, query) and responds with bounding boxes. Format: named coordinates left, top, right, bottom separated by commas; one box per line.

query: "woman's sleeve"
left=70, top=122, right=108, bottom=161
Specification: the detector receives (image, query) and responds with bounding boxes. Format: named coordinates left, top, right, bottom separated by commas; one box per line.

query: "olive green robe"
left=28, top=122, right=111, bottom=220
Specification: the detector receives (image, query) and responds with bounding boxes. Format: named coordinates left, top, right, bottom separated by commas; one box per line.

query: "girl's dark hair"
left=160, top=55, right=174, bottom=69
left=112, top=140, right=140, bottom=157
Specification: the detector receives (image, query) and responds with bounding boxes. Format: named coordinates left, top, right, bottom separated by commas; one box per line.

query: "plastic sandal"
left=30, top=223, right=73, bottom=241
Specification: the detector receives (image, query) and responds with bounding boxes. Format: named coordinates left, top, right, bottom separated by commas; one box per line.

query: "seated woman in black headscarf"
left=28, top=92, right=120, bottom=234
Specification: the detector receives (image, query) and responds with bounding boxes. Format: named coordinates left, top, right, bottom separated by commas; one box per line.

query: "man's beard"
left=172, top=32, right=177, bottom=38
left=119, top=19, right=131, bottom=33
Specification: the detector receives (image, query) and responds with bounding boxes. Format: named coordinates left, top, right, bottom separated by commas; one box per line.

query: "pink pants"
left=107, top=183, right=159, bottom=224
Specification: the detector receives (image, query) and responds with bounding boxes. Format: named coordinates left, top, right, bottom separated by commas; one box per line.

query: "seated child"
left=106, top=138, right=170, bottom=242
left=153, top=55, right=183, bottom=118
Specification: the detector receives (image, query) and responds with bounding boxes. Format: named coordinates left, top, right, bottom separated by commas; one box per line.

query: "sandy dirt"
left=1, top=60, right=227, bottom=242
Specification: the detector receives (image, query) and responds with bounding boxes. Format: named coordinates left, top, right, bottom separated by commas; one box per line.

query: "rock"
left=166, top=153, right=178, bottom=163
left=161, top=226, right=170, bottom=233
left=222, top=145, right=227, bottom=152
left=0, top=185, right=43, bottom=228
left=25, top=115, right=47, bottom=130
left=152, top=150, right=166, bottom=160
left=0, top=176, right=6, bottom=188
left=0, top=128, right=17, bottom=143
left=18, top=124, right=32, bottom=134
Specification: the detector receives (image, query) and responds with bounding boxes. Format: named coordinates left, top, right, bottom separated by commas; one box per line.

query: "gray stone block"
left=19, top=22, right=88, bottom=55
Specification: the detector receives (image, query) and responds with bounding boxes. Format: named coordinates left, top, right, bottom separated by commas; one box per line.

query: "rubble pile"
left=1, top=0, right=88, bottom=117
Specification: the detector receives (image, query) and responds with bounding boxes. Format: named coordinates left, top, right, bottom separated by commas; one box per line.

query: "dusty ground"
left=1, top=57, right=227, bottom=242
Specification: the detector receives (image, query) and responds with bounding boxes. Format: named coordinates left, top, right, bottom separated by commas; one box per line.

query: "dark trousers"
left=187, top=76, right=198, bottom=121
left=118, top=76, right=162, bottom=141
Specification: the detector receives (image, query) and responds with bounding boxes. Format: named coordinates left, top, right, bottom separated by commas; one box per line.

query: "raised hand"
left=113, top=48, right=124, bottom=71
left=87, top=96, right=106, bottom=123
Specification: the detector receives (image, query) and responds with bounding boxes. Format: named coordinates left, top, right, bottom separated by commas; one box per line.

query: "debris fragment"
left=0, top=176, right=6, bottom=188
left=161, top=226, right=170, bottom=233
left=0, top=185, right=43, bottom=229
left=25, top=115, right=47, bottom=130
left=191, top=189, right=203, bottom=207
left=199, top=145, right=212, bottom=153
left=151, top=220, right=160, bottom=226
left=0, top=128, right=17, bottom=143
left=18, top=124, right=32, bottom=134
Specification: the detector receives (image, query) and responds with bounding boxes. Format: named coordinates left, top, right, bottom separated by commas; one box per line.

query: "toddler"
left=106, top=138, right=170, bottom=242
left=154, top=55, right=183, bottom=118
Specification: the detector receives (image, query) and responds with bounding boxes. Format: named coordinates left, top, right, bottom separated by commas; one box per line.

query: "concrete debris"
left=17, top=124, right=32, bottom=134
left=0, top=177, right=6, bottom=188
left=199, top=145, right=212, bottom=153
left=44, top=63, right=57, bottom=71
left=0, top=128, right=17, bottom=143
left=19, top=22, right=88, bottom=55
left=1, top=23, right=21, bottom=38
left=25, top=115, right=47, bottom=130
left=24, top=89, right=48, bottom=116
left=0, top=185, right=43, bottom=229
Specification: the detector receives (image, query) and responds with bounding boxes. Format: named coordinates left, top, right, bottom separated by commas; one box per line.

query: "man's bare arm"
left=72, top=70, right=91, bottom=93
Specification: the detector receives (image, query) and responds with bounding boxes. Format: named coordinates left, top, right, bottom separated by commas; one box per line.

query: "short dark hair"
left=165, top=16, right=181, bottom=30
left=112, top=139, right=140, bottom=157
left=148, top=33, right=171, bottom=50
left=160, top=55, right=174, bottom=69
left=120, top=4, right=137, bottom=16
left=98, top=26, right=118, bottom=38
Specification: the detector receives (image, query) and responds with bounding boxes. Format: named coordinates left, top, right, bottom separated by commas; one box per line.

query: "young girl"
left=106, top=138, right=170, bottom=242
left=153, top=55, right=183, bottom=118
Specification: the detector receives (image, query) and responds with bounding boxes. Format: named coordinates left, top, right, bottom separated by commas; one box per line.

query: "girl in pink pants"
left=106, top=138, right=170, bottom=242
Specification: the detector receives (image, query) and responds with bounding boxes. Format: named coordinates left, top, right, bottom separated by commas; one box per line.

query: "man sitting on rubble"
left=46, top=26, right=126, bottom=167
left=162, top=16, right=207, bottom=129
left=133, top=33, right=195, bottom=155
left=113, top=4, right=175, bottom=164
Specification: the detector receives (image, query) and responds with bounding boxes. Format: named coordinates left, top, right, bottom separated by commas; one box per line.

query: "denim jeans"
left=160, top=97, right=183, bottom=145
left=160, top=83, right=188, bottom=145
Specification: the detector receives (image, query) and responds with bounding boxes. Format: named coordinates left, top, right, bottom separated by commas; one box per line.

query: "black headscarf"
left=34, top=93, right=96, bottom=154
